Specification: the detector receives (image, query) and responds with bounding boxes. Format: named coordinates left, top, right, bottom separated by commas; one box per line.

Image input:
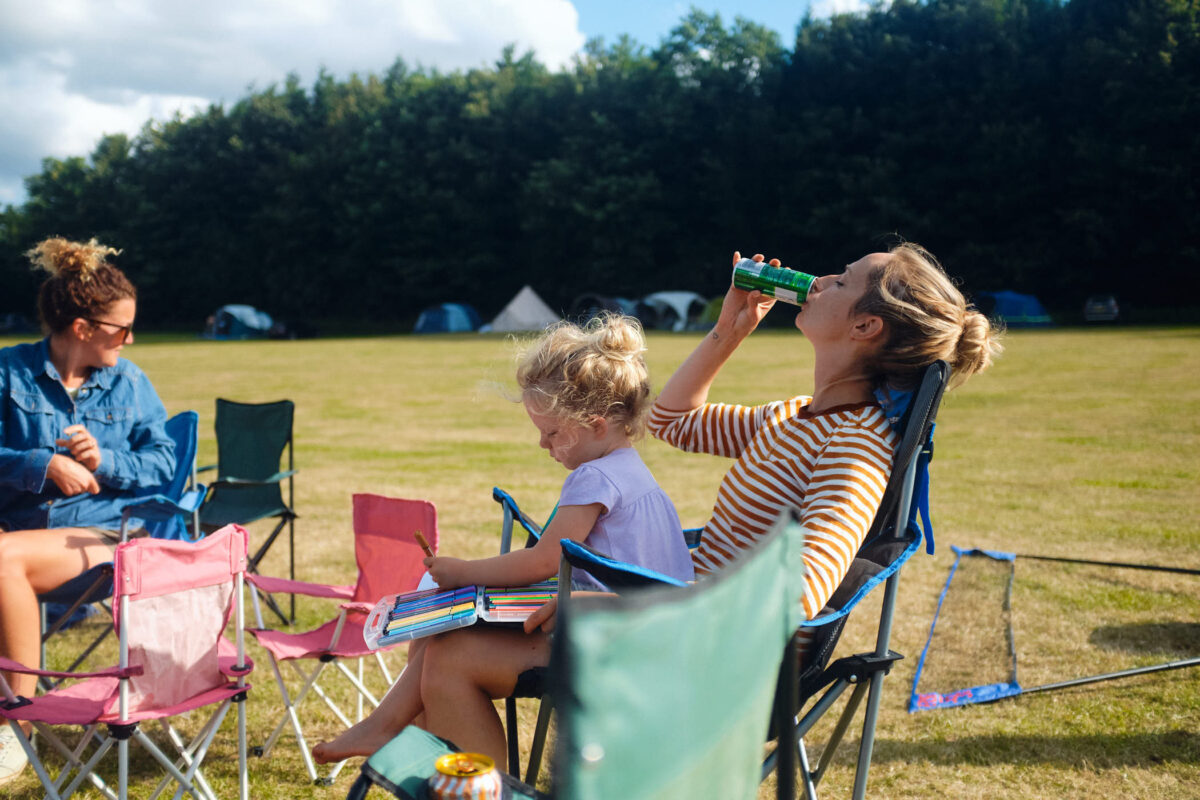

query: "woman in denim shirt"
left=0, top=237, right=174, bottom=784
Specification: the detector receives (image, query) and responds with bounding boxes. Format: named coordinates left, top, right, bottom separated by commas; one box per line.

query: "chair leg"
left=524, top=695, right=554, bottom=785
left=505, top=698, right=520, bottom=776
left=346, top=774, right=374, bottom=800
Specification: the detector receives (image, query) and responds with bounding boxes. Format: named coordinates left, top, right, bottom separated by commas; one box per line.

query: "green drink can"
left=731, top=258, right=817, bottom=305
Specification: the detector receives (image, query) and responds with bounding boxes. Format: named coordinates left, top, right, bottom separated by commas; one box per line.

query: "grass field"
left=5, top=324, right=1199, bottom=799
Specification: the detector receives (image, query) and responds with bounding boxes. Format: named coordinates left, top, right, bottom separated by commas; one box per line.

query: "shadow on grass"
left=1089, top=622, right=1200, bottom=657
left=871, top=728, right=1200, bottom=768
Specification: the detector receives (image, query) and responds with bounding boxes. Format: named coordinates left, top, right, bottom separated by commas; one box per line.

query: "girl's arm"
left=654, top=252, right=776, bottom=412
left=424, top=502, right=603, bottom=589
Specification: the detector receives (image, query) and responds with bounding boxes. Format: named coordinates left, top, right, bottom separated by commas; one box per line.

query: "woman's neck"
left=809, top=352, right=876, bottom=413
left=48, top=333, right=92, bottom=389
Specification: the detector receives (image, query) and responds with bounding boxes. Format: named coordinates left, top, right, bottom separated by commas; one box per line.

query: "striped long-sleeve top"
left=648, top=397, right=897, bottom=622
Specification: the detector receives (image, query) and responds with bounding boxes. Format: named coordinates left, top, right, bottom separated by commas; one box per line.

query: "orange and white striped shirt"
left=648, top=397, right=896, bottom=621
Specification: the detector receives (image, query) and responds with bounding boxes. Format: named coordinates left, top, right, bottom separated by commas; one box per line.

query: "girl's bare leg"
left=0, top=528, right=113, bottom=710
left=420, top=626, right=551, bottom=771
left=312, top=637, right=430, bottom=763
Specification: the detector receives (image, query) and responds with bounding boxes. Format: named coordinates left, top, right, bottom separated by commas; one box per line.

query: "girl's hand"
left=47, top=453, right=101, bottom=496
left=423, top=556, right=471, bottom=589
left=523, top=596, right=558, bottom=634
left=57, top=424, right=102, bottom=472
left=716, top=251, right=778, bottom=342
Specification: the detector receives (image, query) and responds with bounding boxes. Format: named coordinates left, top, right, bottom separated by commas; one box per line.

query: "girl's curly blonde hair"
left=516, top=313, right=652, bottom=438
left=26, top=237, right=134, bottom=334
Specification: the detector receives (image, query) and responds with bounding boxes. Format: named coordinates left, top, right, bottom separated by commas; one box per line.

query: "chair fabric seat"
left=250, top=617, right=381, bottom=661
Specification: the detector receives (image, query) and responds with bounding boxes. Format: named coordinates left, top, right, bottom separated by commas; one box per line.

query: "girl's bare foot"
left=312, top=723, right=396, bottom=764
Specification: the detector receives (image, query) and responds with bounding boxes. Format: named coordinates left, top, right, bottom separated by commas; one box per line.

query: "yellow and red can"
left=427, top=752, right=503, bottom=800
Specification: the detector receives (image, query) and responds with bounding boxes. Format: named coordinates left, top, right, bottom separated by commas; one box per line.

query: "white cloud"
left=0, top=0, right=585, bottom=206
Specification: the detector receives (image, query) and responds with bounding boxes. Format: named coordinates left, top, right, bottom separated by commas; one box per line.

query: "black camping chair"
left=198, top=398, right=298, bottom=622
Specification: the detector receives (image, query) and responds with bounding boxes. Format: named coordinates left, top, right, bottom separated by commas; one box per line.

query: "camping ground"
left=8, top=324, right=1199, bottom=799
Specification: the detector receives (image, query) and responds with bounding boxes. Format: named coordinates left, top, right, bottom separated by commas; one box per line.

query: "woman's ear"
left=851, top=314, right=885, bottom=343
left=70, top=317, right=92, bottom=340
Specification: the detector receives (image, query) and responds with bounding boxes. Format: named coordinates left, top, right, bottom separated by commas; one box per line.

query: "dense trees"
left=2, top=0, right=1196, bottom=329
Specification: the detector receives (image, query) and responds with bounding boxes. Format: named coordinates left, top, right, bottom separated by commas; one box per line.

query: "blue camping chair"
left=345, top=508, right=809, bottom=800
left=496, top=359, right=950, bottom=796
left=37, top=410, right=206, bottom=684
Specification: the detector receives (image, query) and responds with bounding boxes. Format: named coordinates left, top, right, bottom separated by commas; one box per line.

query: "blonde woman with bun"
left=645, top=242, right=1002, bottom=657
left=314, top=313, right=692, bottom=770
left=0, top=237, right=175, bottom=785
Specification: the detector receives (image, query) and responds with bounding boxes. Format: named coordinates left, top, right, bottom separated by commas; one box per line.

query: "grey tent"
left=485, top=286, right=560, bottom=332
left=641, top=291, right=709, bottom=331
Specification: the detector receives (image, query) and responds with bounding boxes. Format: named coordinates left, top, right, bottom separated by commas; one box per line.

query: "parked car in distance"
left=1083, top=294, right=1119, bottom=322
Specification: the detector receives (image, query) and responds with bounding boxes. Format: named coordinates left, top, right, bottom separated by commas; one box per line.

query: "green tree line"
left=2, top=0, right=1197, bottom=330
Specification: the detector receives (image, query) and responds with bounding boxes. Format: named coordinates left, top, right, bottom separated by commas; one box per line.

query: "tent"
left=485, top=286, right=560, bottom=332
left=414, top=302, right=481, bottom=333
left=567, top=294, right=655, bottom=327
left=974, top=291, right=1052, bottom=327
left=202, top=304, right=274, bottom=340
left=641, top=291, right=709, bottom=332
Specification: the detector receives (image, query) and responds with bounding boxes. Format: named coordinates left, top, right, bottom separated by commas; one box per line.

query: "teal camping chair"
left=198, top=398, right=298, bottom=622
left=38, top=409, right=206, bottom=684
left=345, top=508, right=809, bottom=800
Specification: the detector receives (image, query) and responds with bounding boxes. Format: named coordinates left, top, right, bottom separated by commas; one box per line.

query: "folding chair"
left=492, top=487, right=704, bottom=782
left=38, top=409, right=207, bottom=684
left=1, top=524, right=253, bottom=800
left=246, top=493, right=437, bottom=785
left=198, top=398, right=298, bottom=622
left=764, top=359, right=949, bottom=800
left=344, top=507, right=810, bottom=800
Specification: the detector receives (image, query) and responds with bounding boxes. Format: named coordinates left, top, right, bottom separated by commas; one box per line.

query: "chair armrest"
left=209, top=469, right=298, bottom=487
left=0, top=655, right=142, bottom=681
left=339, top=602, right=375, bottom=615
left=122, top=490, right=205, bottom=523
left=561, top=539, right=688, bottom=590
left=246, top=573, right=354, bottom=599
left=218, top=655, right=255, bottom=677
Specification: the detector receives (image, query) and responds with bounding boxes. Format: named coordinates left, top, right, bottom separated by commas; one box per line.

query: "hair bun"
left=27, top=237, right=120, bottom=283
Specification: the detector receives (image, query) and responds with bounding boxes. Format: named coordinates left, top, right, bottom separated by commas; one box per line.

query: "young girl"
left=313, top=313, right=693, bottom=767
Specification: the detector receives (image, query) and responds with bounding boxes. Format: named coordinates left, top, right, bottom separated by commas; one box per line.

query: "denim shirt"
left=0, top=338, right=175, bottom=531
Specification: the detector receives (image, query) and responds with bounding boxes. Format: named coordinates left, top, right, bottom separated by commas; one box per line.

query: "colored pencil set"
left=364, top=578, right=558, bottom=649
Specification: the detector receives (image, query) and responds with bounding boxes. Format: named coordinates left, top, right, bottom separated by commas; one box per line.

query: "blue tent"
left=414, top=303, right=481, bottom=333
left=975, top=291, right=1052, bottom=327
left=202, top=304, right=274, bottom=340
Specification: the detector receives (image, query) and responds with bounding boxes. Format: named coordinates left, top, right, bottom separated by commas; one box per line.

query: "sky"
left=0, top=1, right=866, bottom=207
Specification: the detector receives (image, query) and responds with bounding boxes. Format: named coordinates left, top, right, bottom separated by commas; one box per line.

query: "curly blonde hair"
left=853, top=242, right=1002, bottom=390
left=27, top=237, right=134, bottom=334
left=516, top=313, right=652, bottom=438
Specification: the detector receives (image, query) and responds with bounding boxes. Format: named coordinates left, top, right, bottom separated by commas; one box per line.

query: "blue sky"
left=0, top=1, right=861, bottom=206
left=573, top=1, right=810, bottom=48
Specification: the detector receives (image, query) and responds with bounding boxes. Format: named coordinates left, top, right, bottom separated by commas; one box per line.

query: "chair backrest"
left=214, top=398, right=293, bottom=481
left=551, top=510, right=807, bottom=800
left=112, top=524, right=248, bottom=719
left=209, top=398, right=294, bottom=517
left=133, top=410, right=200, bottom=540
left=350, top=493, right=439, bottom=604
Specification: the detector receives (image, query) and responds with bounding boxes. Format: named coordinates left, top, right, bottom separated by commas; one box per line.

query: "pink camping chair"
left=0, top=524, right=252, bottom=800
left=245, top=493, right=436, bottom=785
